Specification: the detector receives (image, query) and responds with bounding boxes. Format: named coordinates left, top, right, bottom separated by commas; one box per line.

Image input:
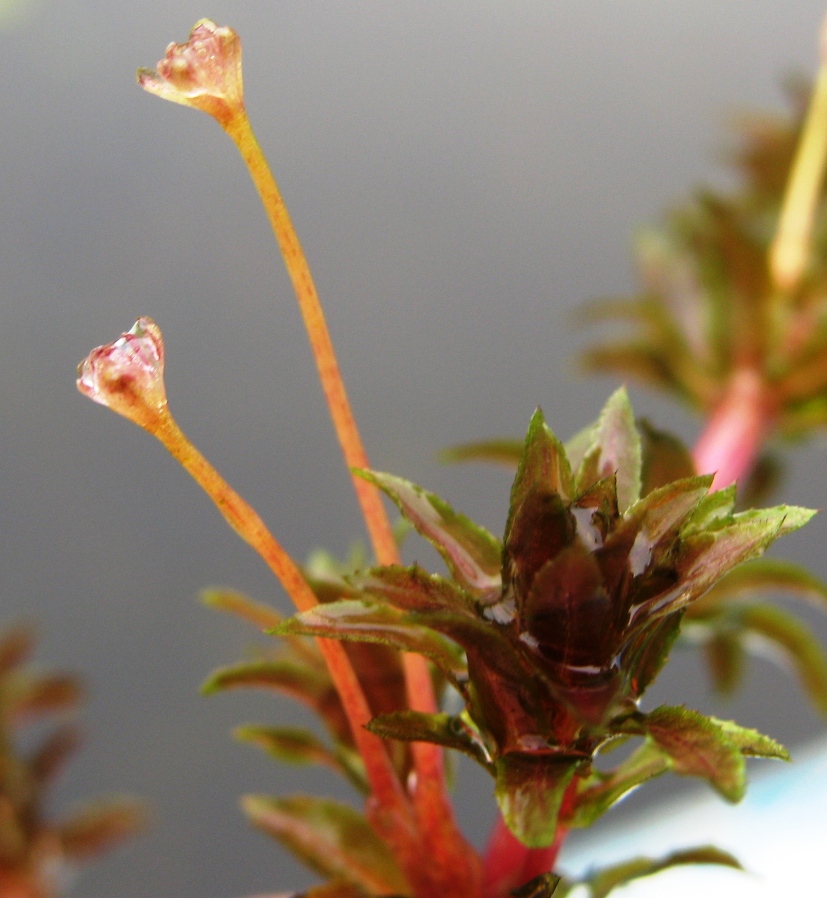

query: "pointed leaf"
left=708, top=717, right=789, bottom=760
left=495, top=754, right=581, bottom=847
left=366, top=710, right=492, bottom=770
left=575, top=389, right=642, bottom=511
left=58, top=798, right=146, bottom=861
left=234, top=725, right=367, bottom=791
left=441, top=439, right=524, bottom=467
left=357, top=470, right=501, bottom=594
left=634, top=706, right=746, bottom=801
left=201, top=588, right=283, bottom=630
left=706, top=558, right=827, bottom=612
left=274, top=600, right=467, bottom=681
left=202, top=659, right=330, bottom=703
left=585, top=846, right=742, bottom=898
left=683, top=485, right=737, bottom=532
left=509, top=409, right=575, bottom=518
left=350, top=564, right=478, bottom=616
left=567, top=741, right=670, bottom=828
left=242, top=795, right=409, bottom=895
left=737, top=604, right=827, bottom=715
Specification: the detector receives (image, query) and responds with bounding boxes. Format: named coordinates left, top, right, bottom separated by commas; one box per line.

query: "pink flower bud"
left=137, top=19, right=244, bottom=126
left=77, top=318, right=168, bottom=431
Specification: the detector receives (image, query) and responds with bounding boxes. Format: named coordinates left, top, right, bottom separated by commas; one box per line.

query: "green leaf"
left=509, top=409, right=575, bottom=516
left=233, top=725, right=368, bottom=792
left=638, top=419, right=696, bottom=496
left=708, top=717, right=789, bottom=760
left=586, top=387, right=643, bottom=513
left=274, top=600, right=467, bottom=682
left=632, top=706, right=746, bottom=801
left=350, top=564, right=479, bottom=616
left=703, top=631, right=745, bottom=694
left=567, top=741, right=670, bottom=828
left=200, top=587, right=283, bottom=630
left=583, top=846, right=742, bottom=898
left=738, top=605, right=827, bottom=715
left=366, top=710, right=492, bottom=770
left=357, top=470, right=501, bottom=595
left=683, top=484, right=737, bottom=532
left=440, top=439, right=524, bottom=467
left=705, top=558, right=827, bottom=612
left=495, top=754, right=581, bottom=848
left=202, top=659, right=329, bottom=703
left=242, top=794, right=409, bottom=895
left=58, top=798, right=147, bottom=862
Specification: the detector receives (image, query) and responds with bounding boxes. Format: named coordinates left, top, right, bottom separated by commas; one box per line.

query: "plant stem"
left=220, top=110, right=480, bottom=892
left=223, top=112, right=398, bottom=566
left=769, top=15, right=827, bottom=295
left=151, top=413, right=411, bottom=826
left=692, top=368, right=770, bottom=490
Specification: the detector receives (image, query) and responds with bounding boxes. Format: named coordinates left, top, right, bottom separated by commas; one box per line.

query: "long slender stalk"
left=151, top=414, right=410, bottom=821
left=770, top=17, right=827, bottom=295
left=221, top=110, right=481, bottom=892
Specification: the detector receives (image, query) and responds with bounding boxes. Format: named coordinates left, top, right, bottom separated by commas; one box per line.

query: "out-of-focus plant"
left=57, top=12, right=827, bottom=898
left=0, top=623, right=144, bottom=898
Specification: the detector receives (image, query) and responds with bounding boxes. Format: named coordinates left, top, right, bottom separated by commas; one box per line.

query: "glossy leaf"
left=366, top=710, right=491, bottom=770
left=358, top=470, right=501, bottom=594
left=350, top=564, right=479, bottom=616
left=274, top=601, right=467, bottom=681
left=509, top=409, right=575, bottom=518
left=241, top=795, right=409, bottom=895
left=495, top=754, right=581, bottom=847
left=580, top=387, right=643, bottom=512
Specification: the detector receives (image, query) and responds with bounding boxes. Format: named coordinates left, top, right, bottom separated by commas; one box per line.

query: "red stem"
left=691, top=368, right=772, bottom=490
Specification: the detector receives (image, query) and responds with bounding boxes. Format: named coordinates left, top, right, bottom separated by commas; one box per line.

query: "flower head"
left=137, top=20, right=244, bottom=126
left=77, top=317, right=168, bottom=431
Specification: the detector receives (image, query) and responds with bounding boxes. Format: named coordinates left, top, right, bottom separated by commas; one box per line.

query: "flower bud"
left=77, top=317, right=168, bottom=431
left=137, top=19, right=244, bottom=126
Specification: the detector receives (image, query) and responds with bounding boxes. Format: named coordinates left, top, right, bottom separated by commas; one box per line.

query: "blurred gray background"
left=3, top=2, right=827, bottom=895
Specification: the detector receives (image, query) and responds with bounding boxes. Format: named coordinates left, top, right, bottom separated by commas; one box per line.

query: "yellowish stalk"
left=223, top=112, right=399, bottom=566
left=770, top=17, right=827, bottom=293
left=152, top=413, right=412, bottom=822
left=221, top=111, right=462, bottom=845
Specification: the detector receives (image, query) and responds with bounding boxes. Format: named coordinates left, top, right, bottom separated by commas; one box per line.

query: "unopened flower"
left=77, top=317, right=168, bottom=431
left=137, top=19, right=244, bottom=126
